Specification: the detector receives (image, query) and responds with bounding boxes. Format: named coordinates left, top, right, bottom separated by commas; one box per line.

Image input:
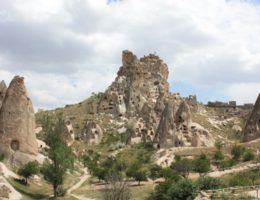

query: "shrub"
left=149, top=165, right=163, bottom=180
left=231, top=145, right=245, bottom=160
left=167, top=179, right=198, bottom=200
left=243, top=149, right=255, bottom=162
left=219, top=159, right=237, bottom=170
left=161, top=168, right=181, bottom=182
left=18, top=161, right=39, bottom=185
left=193, top=154, right=211, bottom=175
left=229, top=174, right=251, bottom=187
left=0, top=154, right=4, bottom=161
left=149, top=179, right=198, bottom=200
left=171, top=157, right=193, bottom=178
left=196, top=177, right=222, bottom=190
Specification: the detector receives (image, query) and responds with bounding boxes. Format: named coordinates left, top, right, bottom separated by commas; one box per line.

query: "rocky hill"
left=36, top=50, right=253, bottom=150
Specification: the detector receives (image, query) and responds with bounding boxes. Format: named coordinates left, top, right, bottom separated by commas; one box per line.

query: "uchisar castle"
left=0, top=50, right=259, bottom=199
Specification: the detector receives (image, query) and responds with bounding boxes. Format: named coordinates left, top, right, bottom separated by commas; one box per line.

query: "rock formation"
left=243, top=94, right=260, bottom=142
left=63, top=120, right=75, bottom=146
left=0, top=81, right=7, bottom=109
left=98, top=50, right=169, bottom=117
left=81, top=121, right=103, bottom=145
left=0, top=76, right=38, bottom=166
left=96, top=50, right=213, bottom=147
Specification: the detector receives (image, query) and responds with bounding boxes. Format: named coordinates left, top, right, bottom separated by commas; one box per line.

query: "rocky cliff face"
left=81, top=121, right=103, bottom=145
left=0, top=76, right=38, bottom=166
left=243, top=94, right=260, bottom=142
left=98, top=50, right=169, bottom=117
left=0, top=81, right=7, bottom=109
left=96, top=50, right=214, bottom=148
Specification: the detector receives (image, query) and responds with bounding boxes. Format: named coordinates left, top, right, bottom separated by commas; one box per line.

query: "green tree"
left=126, top=162, right=147, bottom=185
left=171, top=157, right=193, bottom=178
left=18, top=161, right=38, bottom=185
left=161, top=168, right=181, bottom=182
left=167, top=179, right=198, bottom=200
left=231, top=145, right=245, bottom=160
left=149, top=164, right=163, bottom=180
left=41, top=114, right=74, bottom=197
left=193, top=154, right=211, bottom=175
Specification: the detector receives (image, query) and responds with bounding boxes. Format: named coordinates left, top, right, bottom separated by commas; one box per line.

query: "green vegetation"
left=17, top=161, right=39, bottom=185
left=193, top=153, right=211, bottom=175
left=0, top=153, right=4, bottom=161
left=40, top=114, right=75, bottom=197
left=171, top=157, right=193, bottom=178
left=126, top=161, right=148, bottom=185
left=231, top=145, right=245, bottom=160
left=243, top=149, right=255, bottom=161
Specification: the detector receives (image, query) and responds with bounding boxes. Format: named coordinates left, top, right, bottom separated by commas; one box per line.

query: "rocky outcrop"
left=0, top=81, right=7, bottom=109
left=98, top=50, right=169, bottom=117
left=0, top=76, right=38, bottom=166
left=63, top=120, right=75, bottom=146
left=243, top=94, right=260, bottom=142
left=96, top=50, right=210, bottom=148
left=81, top=121, right=103, bottom=145
left=154, top=102, right=177, bottom=147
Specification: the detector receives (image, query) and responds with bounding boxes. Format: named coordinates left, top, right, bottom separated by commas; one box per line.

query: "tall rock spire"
left=243, top=94, right=260, bottom=142
left=0, top=76, right=38, bottom=166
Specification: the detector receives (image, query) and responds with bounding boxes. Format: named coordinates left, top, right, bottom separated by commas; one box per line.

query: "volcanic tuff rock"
left=0, top=81, right=7, bottom=109
left=81, top=121, right=103, bottom=145
left=96, top=50, right=213, bottom=148
left=0, top=76, right=38, bottom=166
left=243, top=94, right=260, bottom=142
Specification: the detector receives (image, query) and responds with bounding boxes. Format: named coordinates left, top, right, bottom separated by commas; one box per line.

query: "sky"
left=0, top=0, right=260, bottom=109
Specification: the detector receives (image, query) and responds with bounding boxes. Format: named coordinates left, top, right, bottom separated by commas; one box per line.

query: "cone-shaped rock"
left=155, top=102, right=177, bottom=147
left=0, top=76, right=38, bottom=166
left=244, top=94, right=260, bottom=142
left=0, top=80, right=7, bottom=109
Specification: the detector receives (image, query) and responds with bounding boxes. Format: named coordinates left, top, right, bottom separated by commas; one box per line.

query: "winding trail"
left=66, top=168, right=93, bottom=200
left=208, top=162, right=260, bottom=178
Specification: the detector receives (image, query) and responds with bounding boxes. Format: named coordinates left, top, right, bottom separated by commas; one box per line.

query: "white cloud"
left=225, top=83, right=260, bottom=104
left=0, top=0, right=260, bottom=108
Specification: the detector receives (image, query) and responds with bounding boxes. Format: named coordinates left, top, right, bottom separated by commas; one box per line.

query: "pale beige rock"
left=244, top=94, right=260, bottom=142
left=81, top=121, right=103, bottom=145
left=0, top=81, right=7, bottom=109
left=0, top=76, right=38, bottom=166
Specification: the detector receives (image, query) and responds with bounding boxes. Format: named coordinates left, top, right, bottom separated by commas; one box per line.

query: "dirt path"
left=208, top=162, right=260, bottom=178
left=66, top=168, right=93, bottom=200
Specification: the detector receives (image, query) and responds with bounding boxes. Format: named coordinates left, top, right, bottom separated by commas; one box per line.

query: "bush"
left=229, top=174, right=251, bottom=187
left=161, top=168, right=181, bottom=182
left=18, top=161, right=39, bottom=184
left=149, top=179, right=198, bottom=200
left=167, top=179, right=198, bottom=200
left=243, top=149, right=255, bottom=162
left=126, top=162, right=147, bottom=185
left=193, top=154, right=211, bottom=175
left=171, top=157, right=193, bottom=178
left=0, top=154, right=4, bottom=161
left=231, top=145, right=245, bottom=160
left=219, top=159, right=237, bottom=170
left=149, top=165, right=163, bottom=180
left=196, top=177, right=222, bottom=190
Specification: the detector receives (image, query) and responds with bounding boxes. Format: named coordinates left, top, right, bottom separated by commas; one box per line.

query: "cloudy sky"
left=1, top=0, right=260, bottom=109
